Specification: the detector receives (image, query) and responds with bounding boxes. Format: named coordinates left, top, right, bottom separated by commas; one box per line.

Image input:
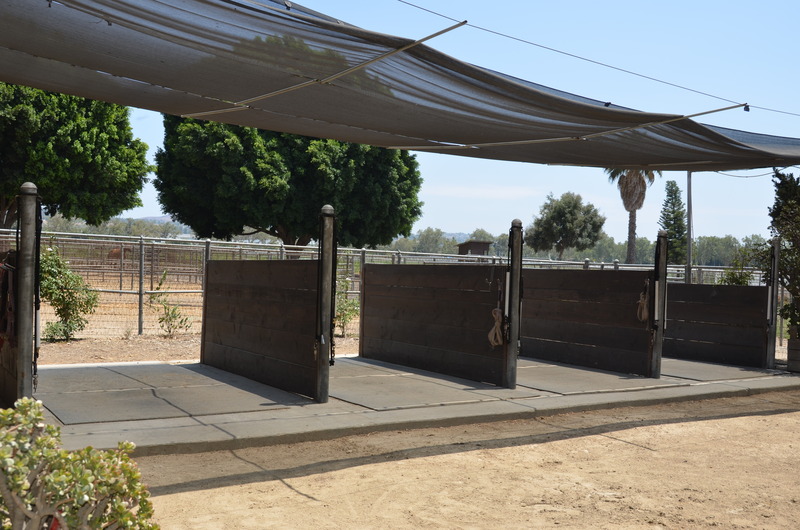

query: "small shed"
left=457, top=240, right=492, bottom=256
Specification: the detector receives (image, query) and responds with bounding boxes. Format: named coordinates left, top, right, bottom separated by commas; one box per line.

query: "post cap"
left=321, top=204, right=335, bottom=216
left=20, top=182, right=37, bottom=195
left=511, top=219, right=522, bottom=228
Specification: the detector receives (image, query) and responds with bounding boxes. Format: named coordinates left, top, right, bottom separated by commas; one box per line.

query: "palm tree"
left=605, top=168, right=661, bottom=264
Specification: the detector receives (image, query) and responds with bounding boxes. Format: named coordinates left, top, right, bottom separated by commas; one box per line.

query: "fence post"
left=766, top=237, right=781, bottom=369
left=583, top=258, right=590, bottom=270
left=651, top=230, right=668, bottom=378
left=118, top=242, right=124, bottom=293
left=504, top=219, right=523, bottom=389
left=138, top=236, right=145, bottom=335
left=202, top=238, right=211, bottom=292
left=150, top=241, right=155, bottom=290
left=316, top=205, right=335, bottom=403
left=17, top=183, right=37, bottom=399
left=279, top=242, right=285, bottom=260
left=614, top=259, right=619, bottom=270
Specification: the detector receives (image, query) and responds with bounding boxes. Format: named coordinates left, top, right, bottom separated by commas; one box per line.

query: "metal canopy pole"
left=685, top=171, right=693, bottom=284
left=17, top=182, right=37, bottom=399
left=766, top=237, right=781, bottom=369
left=503, top=219, right=523, bottom=389
left=316, top=205, right=335, bottom=403
left=651, top=230, right=669, bottom=378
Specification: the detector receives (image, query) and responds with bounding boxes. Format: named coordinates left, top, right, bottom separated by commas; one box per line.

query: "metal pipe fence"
left=0, top=229, right=782, bottom=339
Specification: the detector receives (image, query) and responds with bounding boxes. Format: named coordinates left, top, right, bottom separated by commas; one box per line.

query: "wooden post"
left=504, top=219, right=523, bottom=389
left=17, top=183, right=37, bottom=399
left=651, top=230, right=668, bottom=378
left=316, top=205, right=335, bottom=403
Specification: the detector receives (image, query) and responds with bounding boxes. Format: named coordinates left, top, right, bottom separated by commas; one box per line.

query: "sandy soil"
left=138, top=391, right=800, bottom=529
left=38, top=338, right=800, bottom=528
left=35, top=334, right=360, bottom=365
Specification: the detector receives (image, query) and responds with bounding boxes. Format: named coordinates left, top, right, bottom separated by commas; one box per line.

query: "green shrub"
left=0, top=398, right=158, bottom=529
left=148, top=271, right=192, bottom=338
left=40, top=247, right=99, bottom=341
left=334, top=277, right=359, bottom=337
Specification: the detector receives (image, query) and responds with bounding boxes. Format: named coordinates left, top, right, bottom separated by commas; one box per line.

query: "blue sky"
left=124, top=0, right=800, bottom=242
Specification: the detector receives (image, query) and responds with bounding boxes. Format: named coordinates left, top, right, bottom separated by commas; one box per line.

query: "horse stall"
left=359, top=263, right=517, bottom=387
left=519, top=268, right=661, bottom=377
left=200, top=207, right=335, bottom=402
left=663, top=283, right=774, bottom=368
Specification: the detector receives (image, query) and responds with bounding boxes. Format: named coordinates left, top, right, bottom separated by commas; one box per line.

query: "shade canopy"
left=2, top=0, right=800, bottom=171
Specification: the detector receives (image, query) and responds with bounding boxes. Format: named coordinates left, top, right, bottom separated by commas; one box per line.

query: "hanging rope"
left=488, top=307, right=505, bottom=347
left=637, top=279, right=650, bottom=323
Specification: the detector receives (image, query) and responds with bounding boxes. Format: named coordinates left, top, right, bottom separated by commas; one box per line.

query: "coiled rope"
left=488, top=307, right=505, bottom=347
left=637, top=279, right=650, bottom=323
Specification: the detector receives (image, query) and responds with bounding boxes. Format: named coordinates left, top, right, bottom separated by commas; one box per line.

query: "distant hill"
left=138, top=215, right=174, bottom=224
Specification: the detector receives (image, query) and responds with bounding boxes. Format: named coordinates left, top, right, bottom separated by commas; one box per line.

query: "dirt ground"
left=36, top=333, right=360, bottom=365
left=39, top=338, right=800, bottom=529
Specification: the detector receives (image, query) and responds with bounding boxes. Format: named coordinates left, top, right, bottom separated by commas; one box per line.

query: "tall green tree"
left=154, top=116, right=422, bottom=247
left=604, top=168, right=661, bottom=263
left=0, top=83, right=151, bottom=228
left=469, top=228, right=495, bottom=242
left=769, top=170, right=800, bottom=328
left=693, top=235, right=740, bottom=266
left=414, top=227, right=458, bottom=254
left=658, top=180, right=688, bottom=264
left=524, top=192, right=605, bottom=260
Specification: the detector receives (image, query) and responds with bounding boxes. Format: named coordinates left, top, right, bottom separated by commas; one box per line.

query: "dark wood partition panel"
left=0, top=251, right=17, bottom=408
left=202, top=260, right=322, bottom=400
left=360, top=264, right=511, bottom=386
left=520, top=269, right=658, bottom=377
left=664, top=284, right=770, bottom=367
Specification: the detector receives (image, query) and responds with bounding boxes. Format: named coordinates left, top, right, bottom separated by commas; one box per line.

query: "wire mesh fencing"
left=0, top=229, right=779, bottom=340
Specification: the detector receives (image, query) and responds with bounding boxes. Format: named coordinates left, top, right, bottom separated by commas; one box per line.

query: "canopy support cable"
left=390, top=103, right=746, bottom=151
left=183, top=19, right=467, bottom=119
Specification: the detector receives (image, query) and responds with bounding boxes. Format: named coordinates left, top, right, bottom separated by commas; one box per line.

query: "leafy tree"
left=769, top=170, right=800, bottom=329
left=0, top=83, right=151, bottom=228
left=693, top=235, right=741, bottom=266
left=379, top=236, right=416, bottom=253
left=494, top=232, right=510, bottom=257
left=469, top=228, right=495, bottom=242
left=155, top=116, right=422, bottom=246
left=633, top=236, right=656, bottom=264
left=658, top=180, right=687, bottom=264
left=414, top=227, right=458, bottom=254
left=583, top=232, right=624, bottom=263
left=40, top=247, right=99, bottom=341
left=605, top=168, right=661, bottom=263
left=0, top=398, right=158, bottom=529
left=524, top=192, right=605, bottom=260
